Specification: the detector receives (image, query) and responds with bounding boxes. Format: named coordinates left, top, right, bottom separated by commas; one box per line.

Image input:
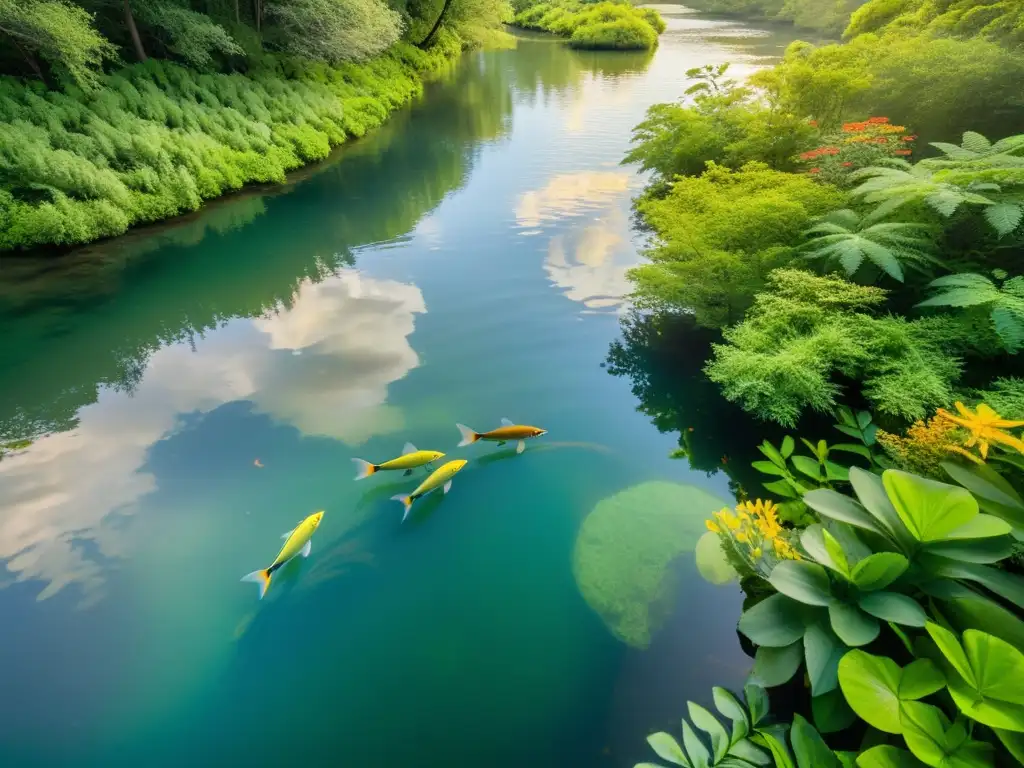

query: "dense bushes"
left=512, top=0, right=663, bottom=50
left=0, top=38, right=463, bottom=251
left=674, top=0, right=868, bottom=36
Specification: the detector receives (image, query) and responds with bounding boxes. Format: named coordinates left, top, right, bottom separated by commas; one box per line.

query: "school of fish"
left=241, top=419, right=547, bottom=599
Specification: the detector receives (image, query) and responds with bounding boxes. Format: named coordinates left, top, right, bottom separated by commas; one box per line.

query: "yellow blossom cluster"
left=706, top=499, right=801, bottom=563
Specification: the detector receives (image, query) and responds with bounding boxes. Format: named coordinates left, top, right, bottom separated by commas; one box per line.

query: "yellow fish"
left=391, top=459, right=468, bottom=521
left=457, top=418, right=547, bottom=454
left=241, top=511, right=323, bottom=599
left=352, top=442, right=445, bottom=480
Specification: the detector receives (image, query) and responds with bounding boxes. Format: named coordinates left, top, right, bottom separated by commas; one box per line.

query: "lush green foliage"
left=848, top=0, right=1024, bottom=48
left=511, top=0, right=663, bottom=50
left=919, top=271, right=1024, bottom=354
left=705, top=269, right=978, bottom=426
left=624, top=64, right=818, bottom=182
left=629, top=163, right=844, bottom=328
left=265, top=0, right=404, bottom=63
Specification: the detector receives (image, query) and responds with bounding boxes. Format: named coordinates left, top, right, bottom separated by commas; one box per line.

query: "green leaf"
left=781, top=436, right=795, bottom=459
left=850, top=553, right=909, bottom=591
left=754, top=642, right=803, bottom=687
left=829, top=602, right=880, bottom=647
left=770, top=561, right=833, bottom=607
left=948, top=630, right=1024, bottom=732
left=739, top=594, right=808, bottom=647
left=838, top=650, right=903, bottom=734
left=682, top=719, right=710, bottom=768
left=727, top=738, right=771, bottom=765
left=757, top=725, right=795, bottom=768
left=898, top=701, right=950, bottom=767
left=925, top=622, right=977, bottom=687
left=857, top=592, right=926, bottom=627
left=688, top=702, right=729, bottom=763
left=930, top=559, right=1024, bottom=609
left=940, top=460, right=1024, bottom=516
left=857, top=411, right=872, bottom=430
left=805, top=621, right=845, bottom=696
left=791, top=714, right=838, bottom=768
left=712, top=687, right=749, bottom=731
left=804, top=489, right=884, bottom=536
left=792, top=455, right=824, bottom=482
left=764, top=479, right=801, bottom=499
left=836, top=425, right=866, bottom=440
left=823, top=530, right=850, bottom=576
left=753, top=460, right=789, bottom=477
left=812, top=688, right=857, bottom=734
left=648, top=732, right=691, bottom=766
left=848, top=468, right=914, bottom=549
left=855, top=745, right=924, bottom=768
left=802, top=526, right=837, bottom=571
left=882, top=471, right=978, bottom=543
left=937, top=586, right=1024, bottom=653
left=923, top=536, right=1014, bottom=564
left=744, top=683, right=769, bottom=726
left=824, top=461, right=849, bottom=482
left=994, top=728, right=1024, bottom=765
left=898, top=659, right=945, bottom=701
left=944, top=514, right=1012, bottom=540
left=831, top=443, right=872, bottom=460
left=983, top=202, right=1023, bottom=237
left=760, top=441, right=787, bottom=469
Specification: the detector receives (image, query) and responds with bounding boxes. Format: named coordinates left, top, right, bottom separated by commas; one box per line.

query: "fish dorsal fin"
left=402, top=442, right=418, bottom=455
left=281, top=528, right=295, bottom=539
left=500, top=418, right=514, bottom=427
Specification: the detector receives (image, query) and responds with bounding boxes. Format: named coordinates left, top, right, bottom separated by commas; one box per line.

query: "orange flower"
left=902, top=135, right=916, bottom=141
left=809, top=168, right=820, bottom=174
left=867, top=116, right=889, bottom=124
left=808, top=120, right=818, bottom=127
left=842, top=162, right=853, bottom=167
left=894, top=149, right=912, bottom=156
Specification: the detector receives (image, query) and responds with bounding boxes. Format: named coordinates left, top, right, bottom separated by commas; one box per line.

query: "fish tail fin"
left=391, top=493, right=414, bottom=522
left=241, top=569, right=271, bottom=599
left=351, top=458, right=377, bottom=480
left=456, top=423, right=480, bottom=447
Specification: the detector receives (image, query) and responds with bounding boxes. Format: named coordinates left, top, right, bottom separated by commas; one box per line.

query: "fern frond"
left=961, top=131, right=993, bottom=154
left=983, top=203, right=1024, bottom=236
left=992, top=307, right=1024, bottom=353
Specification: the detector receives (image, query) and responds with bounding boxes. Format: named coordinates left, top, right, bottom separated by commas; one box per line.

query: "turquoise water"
left=0, top=10, right=808, bottom=766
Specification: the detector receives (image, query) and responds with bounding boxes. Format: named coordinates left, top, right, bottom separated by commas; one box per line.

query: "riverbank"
left=0, top=33, right=464, bottom=254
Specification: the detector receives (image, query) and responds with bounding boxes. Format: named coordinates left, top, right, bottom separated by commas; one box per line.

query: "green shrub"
left=511, top=0, right=663, bottom=50
left=569, top=16, right=656, bottom=49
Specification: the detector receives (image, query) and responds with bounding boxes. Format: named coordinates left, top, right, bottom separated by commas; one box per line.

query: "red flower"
left=809, top=168, right=821, bottom=174
left=808, top=120, right=818, bottom=127
left=901, top=135, right=916, bottom=141
left=867, top=116, right=889, bottom=124
left=894, top=149, right=912, bottom=156
left=842, top=162, right=853, bottom=167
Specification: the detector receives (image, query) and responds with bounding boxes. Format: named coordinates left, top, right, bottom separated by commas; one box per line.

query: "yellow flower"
left=751, top=547, right=763, bottom=559
left=706, top=518, right=721, bottom=533
left=738, top=499, right=782, bottom=539
left=717, top=509, right=741, bottom=531
left=736, top=530, right=749, bottom=544
left=938, top=402, right=1024, bottom=460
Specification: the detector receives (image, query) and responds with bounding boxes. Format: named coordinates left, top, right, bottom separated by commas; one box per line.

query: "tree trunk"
left=234, top=0, right=239, bottom=23
left=253, top=0, right=261, bottom=32
left=418, top=0, right=453, bottom=48
left=123, top=0, right=147, bottom=62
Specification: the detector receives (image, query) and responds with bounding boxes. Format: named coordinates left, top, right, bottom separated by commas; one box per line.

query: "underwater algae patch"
left=572, top=481, right=727, bottom=648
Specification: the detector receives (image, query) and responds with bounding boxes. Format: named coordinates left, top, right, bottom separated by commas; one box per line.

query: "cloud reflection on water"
left=0, top=270, right=425, bottom=605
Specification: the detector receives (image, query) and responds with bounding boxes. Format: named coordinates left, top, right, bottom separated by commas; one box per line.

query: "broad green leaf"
left=857, top=592, right=926, bottom=627
left=681, top=719, right=710, bottom=768
left=811, top=688, right=856, bottom=734
left=823, top=530, right=850, bottom=575
left=791, top=714, right=838, bottom=768
left=804, top=488, right=884, bottom=536
left=857, top=411, right=872, bottom=430
left=829, top=602, right=880, bottom=647
left=994, top=728, right=1024, bottom=765
left=754, top=642, right=803, bottom=687
left=727, top=738, right=771, bottom=766
left=939, top=587, right=1024, bottom=653
left=824, top=461, right=849, bottom=483
left=848, top=468, right=914, bottom=550
left=855, top=745, right=924, bottom=768
left=850, top=553, right=908, bottom=591
left=696, top=532, right=738, bottom=585
left=943, top=514, right=1012, bottom=540
left=984, top=202, right=1024, bottom=236
left=760, top=441, right=786, bottom=469
left=898, top=659, right=945, bottom=700
left=831, top=443, right=871, bottom=460
left=753, top=460, right=789, bottom=477
left=923, top=535, right=1014, bottom=563
left=805, top=622, right=845, bottom=696
left=648, top=732, right=691, bottom=766
left=792, top=455, right=824, bottom=482
left=882, top=471, right=978, bottom=543
left=947, top=630, right=1024, bottom=732
left=744, top=683, right=769, bottom=726
left=898, top=701, right=950, bottom=767
left=781, top=436, right=795, bottom=459
left=770, top=561, right=833, bottom=607
left=940, top=461, right=1024, bottom=516
left=763, top=479, right=801, bottom=499
left=739, top=594, right=808, bottom=647
left=712, top=687, right=748, bottom=730
left=838, top=650, right=903, bottom=734
left=925, top=622, right=977, bottom=686
left=802, top=526, right=837, bottom=571
left=930, top=559, right=1024, bottom=610
left=757, top=725, right=795, bottom=768
left=688, top=702, right=729, bottom=763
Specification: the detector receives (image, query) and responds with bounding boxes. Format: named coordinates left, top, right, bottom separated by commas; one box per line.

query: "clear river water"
left=0, top=10, right=810, bottom=766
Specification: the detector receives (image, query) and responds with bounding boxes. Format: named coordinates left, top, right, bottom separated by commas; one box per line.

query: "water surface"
left=0, top=10, right=810, bottom=766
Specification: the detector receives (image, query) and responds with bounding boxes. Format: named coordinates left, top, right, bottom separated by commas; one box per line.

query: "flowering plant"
left=799, top=117, right=916, bottom=187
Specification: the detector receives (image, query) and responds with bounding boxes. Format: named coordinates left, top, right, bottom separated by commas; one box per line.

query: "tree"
left=0, top=0, right=116, bottom=87
left=799, top=208, right=940, bottom=282
left=135, top=0, right=243, bottom=69
left=266, top=0, right=403, bottom=63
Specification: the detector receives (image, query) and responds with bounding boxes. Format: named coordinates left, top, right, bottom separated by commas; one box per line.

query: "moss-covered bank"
left=0, top=33, right=464, bottom=253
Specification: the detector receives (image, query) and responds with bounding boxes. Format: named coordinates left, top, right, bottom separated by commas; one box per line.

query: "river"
left=0, top=10, right=811, bottom=767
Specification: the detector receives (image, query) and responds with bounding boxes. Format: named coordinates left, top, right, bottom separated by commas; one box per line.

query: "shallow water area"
left=0, top=9, right=811, bottom=766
